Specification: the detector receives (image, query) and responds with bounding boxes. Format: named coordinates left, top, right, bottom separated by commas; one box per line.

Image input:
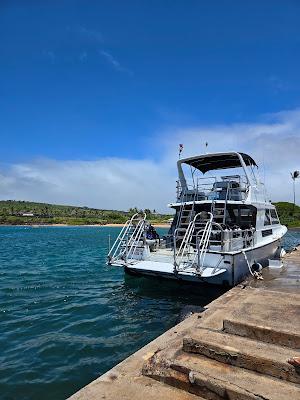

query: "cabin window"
left=240, top=207, right=255, bottom=228
left=270, top=209, right=280, bottom=225
left=262, top=229, right=273, bottom=237
left=226, top=205, right=256, bottom=228
left=264, top=209, right=271, bottom=226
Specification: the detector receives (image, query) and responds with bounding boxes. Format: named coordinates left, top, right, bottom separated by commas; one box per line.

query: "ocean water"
left=0, top=226, right=299, bottom=400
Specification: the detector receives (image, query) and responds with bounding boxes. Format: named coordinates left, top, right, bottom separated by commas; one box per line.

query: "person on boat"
left=146, top=224, right=160, bottom=243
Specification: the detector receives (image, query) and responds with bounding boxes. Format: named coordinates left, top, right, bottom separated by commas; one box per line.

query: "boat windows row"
left=264, top=209, right=280, bottom=226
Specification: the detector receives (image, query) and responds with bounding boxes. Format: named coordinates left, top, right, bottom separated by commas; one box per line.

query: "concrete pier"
left=70, top=247, right=300, bottom=400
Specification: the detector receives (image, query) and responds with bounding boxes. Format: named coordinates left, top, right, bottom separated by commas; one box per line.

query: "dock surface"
left=70, top=248, right=300, bottom=400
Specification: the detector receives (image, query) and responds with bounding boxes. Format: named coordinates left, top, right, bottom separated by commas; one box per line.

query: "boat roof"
left=178, top=152, right=257, bottom=174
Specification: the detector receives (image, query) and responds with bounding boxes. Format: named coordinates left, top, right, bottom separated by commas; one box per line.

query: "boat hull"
left=123, top=239, right=282, bottom=287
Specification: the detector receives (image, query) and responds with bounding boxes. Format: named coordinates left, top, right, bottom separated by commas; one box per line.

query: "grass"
left=273, top=202, right=300, bottom=228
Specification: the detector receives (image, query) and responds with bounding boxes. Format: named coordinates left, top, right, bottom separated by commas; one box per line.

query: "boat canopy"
left=179, top=152, right=257, bottom=174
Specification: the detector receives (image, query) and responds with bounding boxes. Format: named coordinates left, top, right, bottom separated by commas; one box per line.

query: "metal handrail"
left=190, top=220, right=223, bottom=271
left=173, top=228, right=179, bottom=270
left=175, top=212, right=211, bottom=267
left=107, top=213, right=146, bottom=263
left=219, top=181, right=230, bottom=224
left=175, top=189, right=187, bottom=231
left=196, top=213, right=213, bottom=270
left=176, top=215, right=196, bottom=258
left=125, top=214, right=146, bottom=248
left=176, top=174, right=250, bottom=203
left=126, top=216, right=147, bottom=261
left=174, top=219, right=256, bottom=274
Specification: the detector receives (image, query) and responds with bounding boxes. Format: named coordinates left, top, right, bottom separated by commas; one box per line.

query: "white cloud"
left=99, top=50, right=133, bottom=76
left=160, top=108, right=300, bottom=203
left=0, top=159, right=174, bottom=212
left=0, top=109, right=300, bottom=211
left=76, top=26, right=104, bottom=43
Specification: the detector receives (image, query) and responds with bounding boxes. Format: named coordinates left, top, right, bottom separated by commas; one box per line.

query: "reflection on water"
left=124, top=273, right=226, bottom=305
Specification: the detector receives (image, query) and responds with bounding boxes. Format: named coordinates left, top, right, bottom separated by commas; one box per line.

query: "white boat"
left=107, top=152, right=287, bottom=286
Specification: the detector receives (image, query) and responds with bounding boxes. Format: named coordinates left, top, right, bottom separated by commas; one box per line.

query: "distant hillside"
left=0, top=200, right=171, bottom=225
left=0, top=200, right=298, bottom=227
left=273, top=202, right=300, bottom=228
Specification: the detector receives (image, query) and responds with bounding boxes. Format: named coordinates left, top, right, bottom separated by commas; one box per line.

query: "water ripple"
left=1, top=226, right=298, bottom=399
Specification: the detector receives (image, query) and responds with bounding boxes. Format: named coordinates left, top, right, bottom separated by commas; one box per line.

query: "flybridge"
left=178, top=152, right=257, bottom=174
left=175, top=151, right=262, bottom=204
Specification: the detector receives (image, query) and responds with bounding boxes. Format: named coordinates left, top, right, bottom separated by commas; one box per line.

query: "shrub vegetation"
left=0, top=200, right=298, bottom=227
left=0, top=200, right=172, bottom=225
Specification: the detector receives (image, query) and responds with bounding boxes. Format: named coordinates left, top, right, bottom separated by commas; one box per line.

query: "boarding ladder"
left=175, top=188, right=199, bottom=241
left=174, top=212, right=213, bottom=271
left=107, top=213, right=147, bottom=265
left=211, top=181, right=230, bottom=225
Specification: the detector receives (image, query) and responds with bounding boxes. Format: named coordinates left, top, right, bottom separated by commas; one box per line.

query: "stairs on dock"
left=143, top=292, right=300, bottom=400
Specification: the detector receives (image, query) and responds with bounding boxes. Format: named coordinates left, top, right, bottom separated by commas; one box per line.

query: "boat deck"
left=126, top=246, right=226, bottom=280
left=147, top=248, right=174, bottom=263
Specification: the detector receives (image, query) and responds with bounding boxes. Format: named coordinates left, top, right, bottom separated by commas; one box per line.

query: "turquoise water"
left=1, top=227, right=299, bottom=400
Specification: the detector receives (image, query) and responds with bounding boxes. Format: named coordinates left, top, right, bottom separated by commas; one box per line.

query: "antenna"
left=178, top=144, right=183, bottom=159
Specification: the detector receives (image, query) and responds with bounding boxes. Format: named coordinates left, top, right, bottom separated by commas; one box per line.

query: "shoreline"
left=0, top=223, right=299, bottom=230
left=0, top=223, right=170, bottom=228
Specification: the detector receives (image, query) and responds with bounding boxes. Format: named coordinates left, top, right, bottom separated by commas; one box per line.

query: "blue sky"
left=1, top=1, right=300, bottom=209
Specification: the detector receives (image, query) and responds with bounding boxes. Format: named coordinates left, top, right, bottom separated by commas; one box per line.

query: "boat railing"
left=225, top=227, right=256, bottom=251
left=174, top=212, right=213, bottom=269
left=182, top=221, right=223, bottom=272
left=200, top=225, right=256, bottom=252
left=176, top=175, right=249, bottom=202
left=107, top=213, right=146, bottom=264
left=176, top=177, right=216, bottom=201
left=125, top=216, right=147, bottom=262
left=174, top=222, right=256, bottom=271
left=205, top=225, right=256, bottom=252
left=195, top=214, right=214, bottom=270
